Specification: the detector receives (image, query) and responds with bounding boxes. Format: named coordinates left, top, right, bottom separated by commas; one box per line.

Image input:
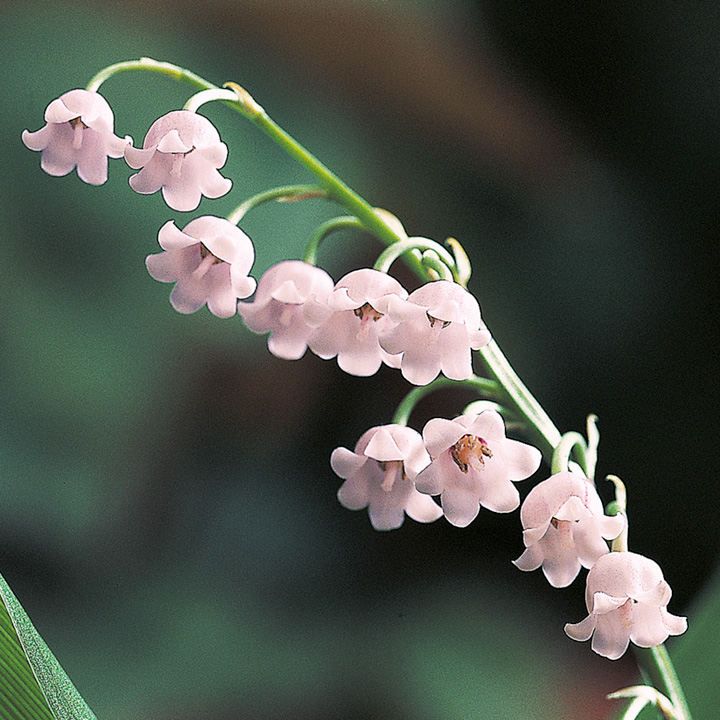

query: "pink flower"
left=146, top=217, right=256, bottom=317
left=415, top=410, right=541, bottom=526
left=331, top=424, right=441, bottom=531
left=125, top=110, right=231, bottom=211
left=513, top=472, right=626, bottom=587
left=380, top=281, right=491, bottom=385
left=237, top=261, right=334, bottom=360
left=22, top=89, right=130, bottom=185
left=564, top=551, right=687, bottom=659
left=306, top=269, right=407, bottom=376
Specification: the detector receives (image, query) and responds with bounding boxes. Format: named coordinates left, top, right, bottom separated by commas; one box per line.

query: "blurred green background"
left=2, top=1, right=719, bottom=718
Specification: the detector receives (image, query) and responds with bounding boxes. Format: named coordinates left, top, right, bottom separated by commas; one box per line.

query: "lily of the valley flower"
left=125, top=110, right=231, bottom=211
left=331, top=424, right=442, bottom=531
left=237, top=260, right=334, bottom=360
left=306, top=268, right=407, bottom=376
left=513, top=471, right=626, bottom=587
left=146, top=216, right=256, bottom=317
left=22, top=89, right=130, bottom=185
left=380, top=280, right=491, bottom=385
left=564, top=551, right=687, bottom=659
left=415, top=410, right=541, bottom=526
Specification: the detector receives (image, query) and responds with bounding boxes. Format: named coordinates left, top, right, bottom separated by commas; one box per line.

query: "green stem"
left=226, top=184, right=326, bottom=225
left=374, top=237, right=456, bottom=277
left=550, top=431, right=589, bottom=476
left=86, top=57, right=216, bottom=94
left=303, top=216, right=367, bottom=265
left=585, top=414, right=600, bottom=481
left=420, top=252, right=455, bottom=281
left=86, top=58, right=430, bottom=277
left=391, top=375, right=500, bottom=426
left=615, top=646, right=693, bottom=720
left=241, top=101, right=403, bottom=246
left=479, top=341, right=561, bottom=462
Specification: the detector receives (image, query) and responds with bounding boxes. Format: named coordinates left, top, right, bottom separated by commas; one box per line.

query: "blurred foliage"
left=1, top=1, right=719, bottom=719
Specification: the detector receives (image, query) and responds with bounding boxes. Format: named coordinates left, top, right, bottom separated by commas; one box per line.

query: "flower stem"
left=227, top=184, right=326, bottom=225
left=392, top=375, right=500, bottom=426
left=374, top=237, right=456, bottom=278
left=86, top=57, right=216, bottom=94
left=303, top=216, right=367, bottom=265
left=478, top=341, right=561, bottom=462
left=550, top=431, right=589, bottom=476
left=613, top=646, right=693, bottom=720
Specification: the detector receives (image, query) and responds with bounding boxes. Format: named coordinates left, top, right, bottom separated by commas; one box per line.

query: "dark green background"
left=2, top=2, right=718, bottom=718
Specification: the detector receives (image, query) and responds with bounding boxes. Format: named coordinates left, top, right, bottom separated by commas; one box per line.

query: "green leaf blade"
left=0, top=573, right=97, bottom=720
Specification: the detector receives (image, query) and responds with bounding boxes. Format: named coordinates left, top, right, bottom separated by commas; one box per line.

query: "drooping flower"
left=306, top=269, right=407, bottom=376
left=513, top=471, right=626, bottom=587
left=146, top=217, right=256, bottom=317
left=237, top=261, right=334, bottom=360
left=564, top=551, right=687, bottom=659
left=125, top=110, right=231, bottom=211
left=415, top=410, right=541, bottom=526
left=22, top=89, right=130, bottom=185
left=331, top=424, right=441, bottom=531
left=380, top=280, right=491, bottom=385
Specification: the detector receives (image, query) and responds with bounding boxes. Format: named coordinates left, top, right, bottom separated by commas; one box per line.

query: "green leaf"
left=0, top=573, right=97, bottom=720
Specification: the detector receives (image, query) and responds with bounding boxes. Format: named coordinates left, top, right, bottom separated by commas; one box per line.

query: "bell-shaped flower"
left=331, top=424, right=441, bottom=531
left=125, top=110, right=231, bottom=211
left=513, top=471, right=626, bottom=587
left=237, top=260, right=334, bottom=360
left=22, top=89, right=130, bottom=185
left=306, top=268, right=407, bottom=376
left=146, top=216, right=256, bottom=318
left=564, top=551, right=687, bottom=659
left=415, top=410, right=541, bottom=526
left=380, top=280, right=491, bottom=385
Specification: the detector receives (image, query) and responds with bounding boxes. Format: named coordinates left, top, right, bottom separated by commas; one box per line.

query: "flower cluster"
left=511, top=470, right=685, bottom=658
left=331, top=410, right=541, bottom=530
left=23, top=90, right=248, bottom=317
left=331, top=419, right=687, bottom=659
left=24, top=75, right=688, bottom=674
left=240, top=264, right=490, bottom=384
left=24, top=91, right=490, bottom=384
left=23, top=90, right=231, bottom=209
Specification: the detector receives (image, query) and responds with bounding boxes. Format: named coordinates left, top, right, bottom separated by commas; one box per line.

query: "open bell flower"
left=146, top=216, right=256, bottom=318
left=306, top=268, right=407, bottom=376
left=564, top=551, right=687, bottom=659
left=415, top=410, right=541, bottom=526
left=331, top=424, right=441, bottom=531
left=237, top=260, right=334, bottom=360
left=512, top=471, right=626, bottom=587
left=22, top=89, right=130, bottom=185
left=380, top=280, right=491, bottom=385
left=125, top=110, right=231, bottom=211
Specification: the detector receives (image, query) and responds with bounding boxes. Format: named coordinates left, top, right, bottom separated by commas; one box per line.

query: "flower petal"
left=591, top=612, right=632, bottom=660
left=512, top=544, right=544, bottom=572
left=337, top=476, right=369, bottom=511
left=440, top=485, right=480, bottom=527
left=404, top=491, right=443, bottom=524
left=330, top=447, right=367, bottom=479
left=564, top=615, right=596, bottom=642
